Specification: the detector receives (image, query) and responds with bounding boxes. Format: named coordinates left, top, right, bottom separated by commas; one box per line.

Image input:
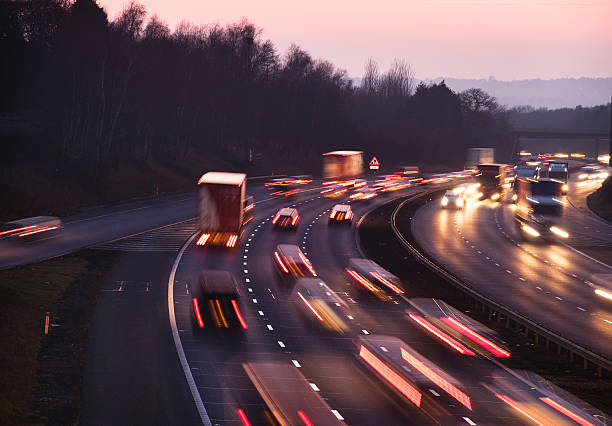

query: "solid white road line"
left=168, top=232, right=212, bottom=426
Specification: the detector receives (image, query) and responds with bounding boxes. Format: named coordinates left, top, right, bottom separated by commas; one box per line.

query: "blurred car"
left=274, top=244, right=316, bottom=280
left=243, top=361, right=346, bottom=426
left=292, top=277, right=351, bottom=333
left=321, top=184, right=347, bottom=198
left=441, top=188, right=466, bottom=209
left=345, top=258, right=404, bottom=299
left=350, top=187, right=377, bottom=200
left=272, top=208, right=299, bottom=230
left=578, top=166, right=607, bottom=180
left=329, top=204, right=353, bottom=225
left=191, top=270, right=248, bottom=332
left=0, top=216, right=62, bottom=241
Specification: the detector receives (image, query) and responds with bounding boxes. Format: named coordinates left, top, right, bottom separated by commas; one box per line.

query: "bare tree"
left=361, top=58, right=380, bottom=95
left=380, top=58, right=414, bottom=98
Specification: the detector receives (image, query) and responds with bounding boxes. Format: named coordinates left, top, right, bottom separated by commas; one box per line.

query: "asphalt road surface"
left=160, top=185, right=602, bottom=425
left=411, top=174, right=612, bottom=367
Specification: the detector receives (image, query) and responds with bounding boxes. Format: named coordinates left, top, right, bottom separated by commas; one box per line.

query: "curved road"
left=411, top=175, right=612, bottom=365
left=163, top=185, right=602, bottom=425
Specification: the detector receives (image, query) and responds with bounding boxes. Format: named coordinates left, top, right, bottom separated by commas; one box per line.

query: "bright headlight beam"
left=521, top=224, right=540, bottom=237
left=594, top=289, right=612, bottom=301
left=549, top=226, right=569, bottom=238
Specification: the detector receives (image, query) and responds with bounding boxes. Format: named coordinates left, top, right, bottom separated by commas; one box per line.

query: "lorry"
left=322, top=151, right=363, bottom=181
left=196, top=172, right=246, bottom=248
left=467, top=148, right=494, bottom=169
left=514, top=177, right=569, bottom=241
left=537, top=161, right=569, bottom=193
left=476, top=163, right=507, bottom=201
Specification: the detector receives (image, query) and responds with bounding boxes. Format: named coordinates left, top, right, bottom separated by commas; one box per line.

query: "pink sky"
left=99, top=0, right=612, bottom=80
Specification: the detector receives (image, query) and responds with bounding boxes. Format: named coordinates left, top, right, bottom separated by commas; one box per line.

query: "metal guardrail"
left=386, top=190, right=612, bottom=376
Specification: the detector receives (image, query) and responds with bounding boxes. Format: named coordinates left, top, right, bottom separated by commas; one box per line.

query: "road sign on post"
left=369, top=156, right=380, bottom=170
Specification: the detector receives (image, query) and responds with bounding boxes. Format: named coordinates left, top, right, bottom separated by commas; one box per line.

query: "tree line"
left=1, top=0, right=512, bottom=192
left=508, top=104, right=611, bottom=133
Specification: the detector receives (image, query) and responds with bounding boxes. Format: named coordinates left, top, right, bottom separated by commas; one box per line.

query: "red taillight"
left=242, top=216, right=253, bottom=226
left=370, top=272, right=404, bottom=294
left=231, top=300, right=248, bottom=329
left=297, top=291, right=323, bottom=321
left=321, top=188, right=333, bottom=194
left=359, top=345, right=422, bottom=407
left=297, top=410, right=314, bottom=426
left=539, top=397, right=593, bottom=426
left=0, top=225, right=35, bottom=236
left=409, top=314, right=475, bottom=355
left=439, top=316, right=510, bottom=357
left=244, top=203, right=254, bottom=212
left=272, top=215, right=280, bottom=224
left=400, top=347, right=472, bottom=410
left=496, top=394, right=545, bottom=425
left=236, top=408, right=251, bottom=426
left=18, top=226, right=59, bottom=237
left=274, top=251, right=289, bottom=273
left=322, top=180, right=337, bottom=185
left=346, top=269, right=380, bottom=293
left=196, top=233, right=210, bottom=246
left=226, top=234, right=238, bottom=248
left=291, top=215, right=299, bottom=226
left=192, top=298, right=204, bottom=327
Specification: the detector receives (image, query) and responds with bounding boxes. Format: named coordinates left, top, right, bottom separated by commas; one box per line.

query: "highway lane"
left=0, top=184, right=277, bottom=269
left=169, top=186, right=600, bottom=425
left=172, top=191, right=435, bottom=425
left=411, top=189, right=612, bottom=364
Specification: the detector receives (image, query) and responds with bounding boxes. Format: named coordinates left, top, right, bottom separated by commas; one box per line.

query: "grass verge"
left=0, top=250, right=116, bottom=425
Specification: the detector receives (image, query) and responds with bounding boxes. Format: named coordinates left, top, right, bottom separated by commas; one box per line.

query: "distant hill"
left=422, top=77, right=612, bottom=109
left=351, top=76, right=612, bottom=109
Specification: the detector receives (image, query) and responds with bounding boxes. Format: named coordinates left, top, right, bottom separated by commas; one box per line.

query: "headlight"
left=521, top=224, right=540, bottom=237
left=549, top=226, right=569, bottom=238
left=595, top=289, right=612, bottom=301
left=578, top=173, right=588, bottom=180
left=456, top=198, right=463, bottom=207
left=441, top=197, right=448, bottom=206
left=491, top=193, right=500, bottom=201
left=512, top=193, right=518, bottom=201
left=562, top=184, right=568, bottom=192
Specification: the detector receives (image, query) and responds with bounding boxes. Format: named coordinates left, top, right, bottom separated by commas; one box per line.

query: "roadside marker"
left=44, top=312, right=50, bottom=335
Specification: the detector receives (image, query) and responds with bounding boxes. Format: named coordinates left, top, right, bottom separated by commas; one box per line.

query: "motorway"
left=411, top=172, right=612, bottom=366
left=162, top=184, right=603, bottom=425
left=5, top=176, right=607, bottom=424
left=0, top=183, right=286, bottom=269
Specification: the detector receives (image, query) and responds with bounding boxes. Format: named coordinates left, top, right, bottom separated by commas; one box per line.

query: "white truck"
left=196, top=172, right=246, bottom=248
left=466, top=148, right=494, bottom=169
left=322, top=151, right=363, bottom=181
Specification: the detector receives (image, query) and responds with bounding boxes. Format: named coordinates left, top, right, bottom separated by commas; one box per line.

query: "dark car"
left=191, top=270, right=248, bottom=332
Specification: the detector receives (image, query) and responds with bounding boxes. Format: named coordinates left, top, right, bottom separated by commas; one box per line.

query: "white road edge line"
left=168, top=232, right=212, bottom=426
left=559, top=240, right=612, bottom=271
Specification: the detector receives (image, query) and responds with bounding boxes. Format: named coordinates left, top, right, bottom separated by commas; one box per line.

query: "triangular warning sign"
left=369, top=156, right=380, bottom=166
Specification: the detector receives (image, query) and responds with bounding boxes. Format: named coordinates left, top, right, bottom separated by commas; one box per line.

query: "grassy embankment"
left=587, top=176, right=612, bottom=222
left=0, top=251, right=115, bottom=425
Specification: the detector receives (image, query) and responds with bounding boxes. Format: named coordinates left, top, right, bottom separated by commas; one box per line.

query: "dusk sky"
left=99, top=0, right=612, bottom=81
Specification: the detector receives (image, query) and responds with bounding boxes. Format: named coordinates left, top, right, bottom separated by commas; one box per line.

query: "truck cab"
left=476, top=163, right=506, bottom=201
left=514, top=178, right=569, bottom=240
